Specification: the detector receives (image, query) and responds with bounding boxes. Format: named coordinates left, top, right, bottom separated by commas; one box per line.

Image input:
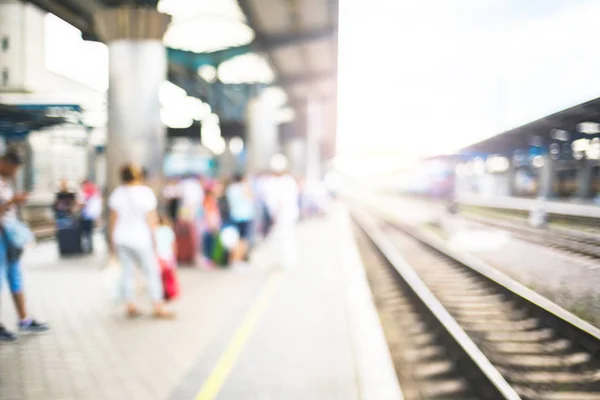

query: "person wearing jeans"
left=0, top=152, right=49, bottom=342
left=226, top=174, right=255, bottom=267
left=108, top=164, right=172, bottom=319
left=200, top=181, right=222, bottom=268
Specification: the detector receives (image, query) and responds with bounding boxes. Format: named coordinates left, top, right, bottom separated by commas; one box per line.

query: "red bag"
left=159, top=259, right=179, bottom=301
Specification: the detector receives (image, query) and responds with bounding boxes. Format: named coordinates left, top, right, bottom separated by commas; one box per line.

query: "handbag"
left=1, top=219, right=34, bottom=262
left=159, top=258, right=179, bottom=301
left=211, top=233, right=230, bottom=267
left=3, top=218, right=34, bottom=249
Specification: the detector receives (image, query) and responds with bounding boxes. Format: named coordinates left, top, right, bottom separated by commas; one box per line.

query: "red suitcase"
left=175, top=221, right=197, bottom=265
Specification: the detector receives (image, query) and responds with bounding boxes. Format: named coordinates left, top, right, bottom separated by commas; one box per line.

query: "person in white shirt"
left=178, top=175, right=204, bottom=222
left=265, top=155, right=300, bottom=269
left=108, top=164, right=172, bottom=319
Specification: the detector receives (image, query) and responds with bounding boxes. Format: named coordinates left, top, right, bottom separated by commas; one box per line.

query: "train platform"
left=0, top=204, right=401, bottom=400
left=457, top=193, right=600, bottom=219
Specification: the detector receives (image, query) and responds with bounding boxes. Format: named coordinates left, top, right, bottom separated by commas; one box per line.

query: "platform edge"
left=336, top=205, right=404, bottom=400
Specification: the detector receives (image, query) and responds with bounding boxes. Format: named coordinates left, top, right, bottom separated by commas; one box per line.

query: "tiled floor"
left=0, top=206, right=384, bottom=400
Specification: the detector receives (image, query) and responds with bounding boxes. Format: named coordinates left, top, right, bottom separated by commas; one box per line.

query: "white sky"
left=337, top=0, right=600, bottom=160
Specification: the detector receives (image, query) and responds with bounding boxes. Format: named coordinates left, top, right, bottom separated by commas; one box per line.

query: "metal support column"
left=539, top=156, right=555, bottom=199
left=577, top=158, right=593, bottom=199
left=246, top=94, right=279, bottom=173
left=94, top=7, right=170, bottom=195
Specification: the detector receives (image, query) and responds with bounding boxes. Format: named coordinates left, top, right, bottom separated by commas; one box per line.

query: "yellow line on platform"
left=195, top=273, right=282, bottom=400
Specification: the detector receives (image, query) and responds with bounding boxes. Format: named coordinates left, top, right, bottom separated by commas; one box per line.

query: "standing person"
left=155, top=214, right=177, bottom=270
left=163, top=177, right=181, bottom=222
left=179, top=174, right=204, bottom=222
left=200, top=181, right=221, bottom=269
left=254, top=171, right=273, bottom=239
left=265, top=155, right=300, bottom=270
left=226, top=173, right=254, bottom=267
left=53, top=179, right=77, bottom=218
left=108, top=164, right=172, bottom=319
left=0, top=152, right=49, bottom=342
left=179, top=174, right=204, bottom=258
left=80, top=179, right=101, bottom=253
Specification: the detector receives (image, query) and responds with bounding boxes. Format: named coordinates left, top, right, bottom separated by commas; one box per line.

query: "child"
left=156, top=214, right=179, bottom=301
left=156, top=214, right=177, bottom=268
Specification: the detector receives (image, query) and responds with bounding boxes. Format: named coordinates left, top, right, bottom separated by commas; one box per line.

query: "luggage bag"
left=56, top=217, right=83, bottom=256
left=175, top=221, right=197, bottom=264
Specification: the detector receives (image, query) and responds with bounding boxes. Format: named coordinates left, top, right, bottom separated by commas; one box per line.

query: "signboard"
left=164, top=153, right=214, bottom=177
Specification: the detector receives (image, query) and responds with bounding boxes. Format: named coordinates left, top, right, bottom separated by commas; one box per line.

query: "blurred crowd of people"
left=162, top=155, right=321, bottom=271
left=0, top=150, right=329, bottom=335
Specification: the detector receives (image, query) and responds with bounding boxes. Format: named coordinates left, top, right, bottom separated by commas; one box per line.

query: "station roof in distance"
left=462, top=96, right=600, bottom=155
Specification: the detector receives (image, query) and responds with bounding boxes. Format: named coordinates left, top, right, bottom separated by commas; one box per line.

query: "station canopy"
left=0, top=104, right=76, bottom=139
left=21, top=0, right=338, bottom=154
left=462, top=96, right=600, bottom=156
left=28, top=0, right=338, bottom=104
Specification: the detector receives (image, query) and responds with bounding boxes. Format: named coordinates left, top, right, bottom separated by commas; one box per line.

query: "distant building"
left=0, top=0, right=106, bottom=200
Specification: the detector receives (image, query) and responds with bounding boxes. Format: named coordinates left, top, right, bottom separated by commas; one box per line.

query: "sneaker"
left=0, top=326, right=17, bottom=342
left=199, top=258, right=215, bottom=271
left=18, top=319, right=50, bottom=334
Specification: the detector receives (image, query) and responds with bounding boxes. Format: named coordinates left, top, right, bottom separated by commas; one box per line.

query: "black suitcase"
left=56, top=217, right=83, bottom=256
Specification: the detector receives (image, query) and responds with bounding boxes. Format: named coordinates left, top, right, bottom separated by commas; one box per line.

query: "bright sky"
left=337, top=0, right=600, bottom=161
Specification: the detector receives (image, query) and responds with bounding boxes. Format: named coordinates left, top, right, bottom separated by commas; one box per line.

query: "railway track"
left=352, top=206, right=600, bottom=400
left=454, top=212, right=600, bottom=260
left=393, top=194, right=600, bottom=260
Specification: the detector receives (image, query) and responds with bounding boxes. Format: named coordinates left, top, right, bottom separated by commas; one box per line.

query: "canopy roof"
left=463, top=96, right=600, bottom=155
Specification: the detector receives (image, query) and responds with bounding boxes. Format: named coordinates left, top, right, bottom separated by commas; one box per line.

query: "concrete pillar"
left=507, top=164, right=516, bottom=196
left=577, top=158, right=593, bottom=199
left=284, top=136, right=306, bottom=177
left=86, top=127, right=97, bottom=182
left=539, top=156, right=555, bottom=198
left=246, top=95, right=279, bottom=173
left=94, top=7, right=170, bottom=195
left=306, top=96, right=324, bottom=183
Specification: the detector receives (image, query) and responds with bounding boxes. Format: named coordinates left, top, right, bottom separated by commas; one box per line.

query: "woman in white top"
left=108, top=164, right=172, bottom=319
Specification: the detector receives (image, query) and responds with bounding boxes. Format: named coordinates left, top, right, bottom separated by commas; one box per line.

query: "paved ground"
left=354, top=193, right=600, bottom=327
left=0, top=235, right=265, bottom=400
left=0, top=205, right=395, bottom=400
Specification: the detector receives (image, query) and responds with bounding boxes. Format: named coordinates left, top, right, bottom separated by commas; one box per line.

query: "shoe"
left=199, top=258, right=215, bottom=270
left=0, top=326, right=17, bottom=342
left=152, top=309, right=175, bottom=320
left=18, top=319, right=50, bottom=334
left=126, top=308, right=142, bottom=319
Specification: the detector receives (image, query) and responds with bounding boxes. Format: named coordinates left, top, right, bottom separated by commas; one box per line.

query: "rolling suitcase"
left=56, top=217, right=83, bottom=256
left=175, top=221, right=197, bottom=264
